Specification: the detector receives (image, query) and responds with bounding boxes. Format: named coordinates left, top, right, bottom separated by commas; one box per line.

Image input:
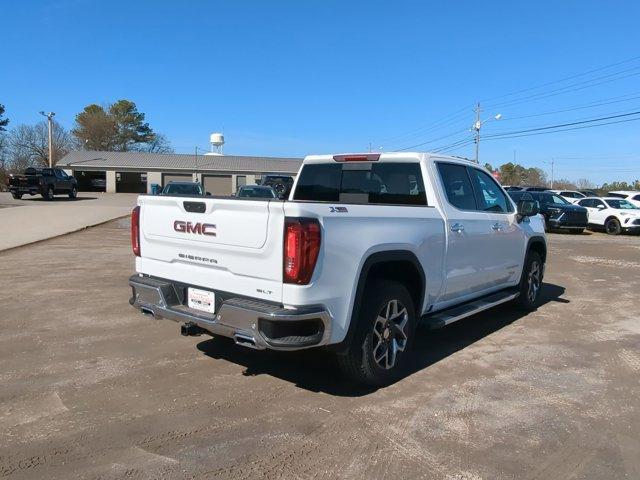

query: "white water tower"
left=209, top=133, right=225, bottom=155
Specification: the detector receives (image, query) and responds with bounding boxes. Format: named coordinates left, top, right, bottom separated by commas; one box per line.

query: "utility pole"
left=39, top=111, right=55, bottom=167
left=195, top=146, right=199, bottom=182
left=550, top=158, right=555, bottom=189
left=473, top=102, right=481, bottom=163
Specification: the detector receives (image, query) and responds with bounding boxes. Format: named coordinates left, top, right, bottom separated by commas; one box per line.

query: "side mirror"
left=206, top=192, right=212, bottom=196
left=597, top=204, right=606, bottom=210
left=516, top=195, right=539, bottom=222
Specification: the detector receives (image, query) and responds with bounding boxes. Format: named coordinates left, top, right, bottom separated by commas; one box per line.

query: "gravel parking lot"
left=1, top=219, right=639, bottom=479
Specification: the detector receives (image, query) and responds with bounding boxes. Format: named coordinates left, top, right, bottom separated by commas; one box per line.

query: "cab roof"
left=302, top=152, right=477, bottom=165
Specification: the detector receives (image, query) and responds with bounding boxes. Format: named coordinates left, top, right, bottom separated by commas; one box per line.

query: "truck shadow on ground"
left=196, top=282, right=567, bottom=397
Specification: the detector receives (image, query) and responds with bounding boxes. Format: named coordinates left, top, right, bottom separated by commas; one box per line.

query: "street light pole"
left=39, top=111, right=55, bottom=167
left=474, top=103, right=481, bottom=164
left=471, top=103, right=501, bottom=164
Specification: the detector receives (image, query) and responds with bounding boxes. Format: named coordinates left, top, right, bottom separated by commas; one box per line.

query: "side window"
left=436, top=163, right=477, bottom=211
left=633, top=194, right=640, bottom=201
left=593, top=200, right=605, bottom=208
left=468, top=168, right=513, bottom=213
left=578, top=199, right=592, bottom=208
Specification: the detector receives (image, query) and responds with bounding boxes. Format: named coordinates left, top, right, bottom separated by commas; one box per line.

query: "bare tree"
left=576, top=178, right=595, bottom=190
left=552, top=179, right=577, bottom=190
left=8, top=120, right=73, bottom=170
left=144, top=133, right=174, bottom=153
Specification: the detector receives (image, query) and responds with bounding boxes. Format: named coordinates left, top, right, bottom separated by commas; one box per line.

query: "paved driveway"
left=0, top=192, right=137, bottom=251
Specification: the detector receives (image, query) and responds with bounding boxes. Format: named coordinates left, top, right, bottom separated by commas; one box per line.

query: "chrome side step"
left=423, top=289, right=519, bottom=329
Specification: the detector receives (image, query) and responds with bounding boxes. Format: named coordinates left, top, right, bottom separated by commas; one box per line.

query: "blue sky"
left=1, top=0, right=639, bottom=184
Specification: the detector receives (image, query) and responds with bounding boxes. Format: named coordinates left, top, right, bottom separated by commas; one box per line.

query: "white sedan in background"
left=576, top=197, right=640, bottom=235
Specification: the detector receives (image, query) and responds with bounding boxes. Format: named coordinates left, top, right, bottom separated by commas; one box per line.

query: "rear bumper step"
left=129, top=274, right=331, bottom=351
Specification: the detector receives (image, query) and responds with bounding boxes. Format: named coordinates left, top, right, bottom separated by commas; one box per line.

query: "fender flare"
left=328, top=250, right=425, bottom=355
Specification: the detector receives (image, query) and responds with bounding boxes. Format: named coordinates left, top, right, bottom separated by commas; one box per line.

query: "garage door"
left=162, top=173, right=192, bottom=186
left=116, top=172, right=147, bottom=193
left=202, top=175, right=232, bottom=196
left=74, top=170, right=106, bottom=192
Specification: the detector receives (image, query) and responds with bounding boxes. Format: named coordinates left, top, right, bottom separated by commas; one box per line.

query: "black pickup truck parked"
left=7, top=167, right=78, bottom=200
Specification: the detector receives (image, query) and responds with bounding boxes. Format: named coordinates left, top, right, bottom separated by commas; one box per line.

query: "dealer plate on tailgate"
left=188, top=288, right=216, bottom=314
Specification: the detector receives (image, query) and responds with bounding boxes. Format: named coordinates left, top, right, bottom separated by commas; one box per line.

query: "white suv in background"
left=607, top=191, right=640, bottom=208
left=576, top=197, right=640, bottom=235
left=549, top=190, right=586, bottom=203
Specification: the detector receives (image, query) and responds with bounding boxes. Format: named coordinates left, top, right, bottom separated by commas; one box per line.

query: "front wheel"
left=11, top=192, right=23, bottom=200
left=69, top=186, right=77, bottom=199
left=605, top=218, right=621, bottom=235
left=337, top=281, right=416, bottom=386
left=570, top=228, right=584, bottom=234
left=515, top=251, right=543, bottom=311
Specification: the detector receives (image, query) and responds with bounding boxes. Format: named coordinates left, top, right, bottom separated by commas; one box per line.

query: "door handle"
left=450, top=223, right=465, bottom=233
left=491, top=222, right=503, bottom=232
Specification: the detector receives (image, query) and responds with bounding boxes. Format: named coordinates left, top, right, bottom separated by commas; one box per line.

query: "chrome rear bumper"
left=128, top=274, right=331, bottom=351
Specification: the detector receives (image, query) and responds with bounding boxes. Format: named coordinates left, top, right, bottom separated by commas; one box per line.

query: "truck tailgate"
left=136, top=195, right=285, bottom=303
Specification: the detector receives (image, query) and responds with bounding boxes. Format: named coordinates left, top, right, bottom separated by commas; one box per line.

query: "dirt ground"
left=1, top=219, right=639, bottom=479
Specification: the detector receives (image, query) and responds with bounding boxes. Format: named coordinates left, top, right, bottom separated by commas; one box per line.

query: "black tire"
left=11, top=192, right=23, bottom=200
left=69, top=186, right=78, bottom=200
left=514, top=251, right=543, bottom=311
left=605, top=218, right=621, bottom=235
left=570, top=228, right=584, bottom=234
left=43, top=186, right=54, bottom=201
left=337, top=280, right=416, bottom=386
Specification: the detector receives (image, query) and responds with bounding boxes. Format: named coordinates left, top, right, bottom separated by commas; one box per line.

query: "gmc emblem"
left=173, top=220, right=216, bottom=236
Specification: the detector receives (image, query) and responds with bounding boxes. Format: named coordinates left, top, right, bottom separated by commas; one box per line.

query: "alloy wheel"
left=372, top=299, right=409, bottom=370
left=527, top=260, right=541, bottom=303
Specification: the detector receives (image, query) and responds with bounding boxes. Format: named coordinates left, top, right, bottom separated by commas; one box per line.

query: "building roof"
left=57, top=150, right=303, bottom=174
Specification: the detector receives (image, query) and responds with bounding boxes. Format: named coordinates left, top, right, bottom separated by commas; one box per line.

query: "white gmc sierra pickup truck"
left=129, top=152, right=546, bottom=385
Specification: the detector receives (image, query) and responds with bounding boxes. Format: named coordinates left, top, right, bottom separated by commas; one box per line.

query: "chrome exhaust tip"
left=234, top=333, right=259, bottom=349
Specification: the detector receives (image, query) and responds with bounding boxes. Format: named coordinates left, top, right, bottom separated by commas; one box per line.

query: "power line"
left=481, top=54, right=640, bottom=104
left=396, top=127, right=469, bottom=151
left=485, top=66, right=640, bottom=109
left=484, top=110, right=640, bottom=139
left=499, top=92, right=640, bottom=121
left=380, top=105, right=472, bottom=145
left=431, top=137, right=476, bottom=153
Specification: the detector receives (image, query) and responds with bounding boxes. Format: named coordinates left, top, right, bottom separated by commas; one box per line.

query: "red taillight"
left=131, top=206, right=141, bottom=257
left=333, top=153, right=380, bottom=162
left=283, top=218, right=321, bottom=285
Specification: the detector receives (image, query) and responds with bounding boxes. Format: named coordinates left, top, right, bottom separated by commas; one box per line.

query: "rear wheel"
left=68, top=186, right=77, bottom=200
left=605, top=218, right=621, bottom=235
left=43, top=186, right=54, bottom=201
left=337, top=281, right=416, bottom=386
left=11, top=192, right=22, bottom=200
left=515, top=251, right=543, bottom=311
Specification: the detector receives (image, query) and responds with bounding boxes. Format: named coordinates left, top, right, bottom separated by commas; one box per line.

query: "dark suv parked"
left=508, top=191, right=588, bottom=233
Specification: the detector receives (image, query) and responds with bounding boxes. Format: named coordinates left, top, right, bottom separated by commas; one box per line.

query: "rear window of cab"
left=293, top=162, right=427, bottom=206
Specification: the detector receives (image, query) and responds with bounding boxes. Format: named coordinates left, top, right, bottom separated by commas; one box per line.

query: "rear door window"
left=293, top=162, right=427, bottom=205
left=436, top=163, right=477, bottom=211
left=468, top=168, right=513, bottom=213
